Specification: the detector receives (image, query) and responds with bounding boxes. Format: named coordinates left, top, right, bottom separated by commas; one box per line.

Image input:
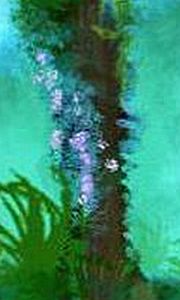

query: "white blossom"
left=105, top=158, right=119, bottom=172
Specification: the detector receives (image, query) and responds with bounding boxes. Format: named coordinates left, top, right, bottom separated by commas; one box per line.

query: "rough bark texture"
left=74, top=2, right=129, bottom=299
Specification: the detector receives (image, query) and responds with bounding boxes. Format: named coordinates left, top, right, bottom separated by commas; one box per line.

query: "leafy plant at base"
left=0, top=169, right=90, bottom=300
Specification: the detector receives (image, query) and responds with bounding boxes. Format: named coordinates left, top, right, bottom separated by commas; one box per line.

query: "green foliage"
left=10, top=1, right=180, bottom=299
left=16, top=0, right=83, bottom=11
left=13, top=0, right=84, bottom=64
left=91, top=24, right=119, bottom=41
left=0, top=169, right=154, bottom=300
left=114, top=0, right=134, bottom=29
left=0, top=169, right=90, bottom=299
left=114, top=0, right=134, bottom=100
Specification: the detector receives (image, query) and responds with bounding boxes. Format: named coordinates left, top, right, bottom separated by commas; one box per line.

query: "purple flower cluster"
left=33, top=50, right=61, bottom=109
left=80, top=173, right=94, bottom=204
left=51, top=89, right=62, bottom=113
left=69, top=131, right=89, bottom=152
left=33, top=50, right=64, bottom=153
left=33, top=49, right=97, bottom=208
left=79, top=152, right=94, bottom=202
left=79, top=152, right=92, bottom=167
left=69, top=130, right=95, bottom=204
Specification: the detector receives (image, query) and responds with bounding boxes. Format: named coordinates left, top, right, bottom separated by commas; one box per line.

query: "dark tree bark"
left=74, top=2, right=129, bottom=299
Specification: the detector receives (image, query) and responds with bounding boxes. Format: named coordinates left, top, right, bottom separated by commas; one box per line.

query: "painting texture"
left=1, top=0, right=180, bottom=299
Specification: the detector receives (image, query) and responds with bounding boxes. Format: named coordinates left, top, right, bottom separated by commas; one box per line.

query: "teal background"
left=126, top=0, right=180, bottom=280
left=1, top=0, right=180, bottom=281
left=0, top=0, right=58, bottom=202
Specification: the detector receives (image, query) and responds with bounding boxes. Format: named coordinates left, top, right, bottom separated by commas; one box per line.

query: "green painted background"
left=0, top=0, right=58, bottom=207
left=1, top=0, right=180, bottom=281
left=127, top=0, right=180, bottom=280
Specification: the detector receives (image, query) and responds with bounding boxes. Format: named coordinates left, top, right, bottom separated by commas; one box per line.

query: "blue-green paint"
left=0, top=0, right=57, bottom=203
left=2, top=0, right=180, bottom=282
left=126, top=0, right=180, bottom=280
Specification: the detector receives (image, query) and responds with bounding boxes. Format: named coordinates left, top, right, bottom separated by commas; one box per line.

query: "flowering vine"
left=32, top=49, right=104, bottom=209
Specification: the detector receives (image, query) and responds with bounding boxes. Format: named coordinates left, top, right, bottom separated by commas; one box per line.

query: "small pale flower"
left=45, top=79, right=55, bottom=91
left=78, top=193, right=89, bottom=205
left=74, top=105, right=82, bottom=116
left=47, top=70, right=58, bottom=81
left=51, top=89, right=63, bottom=112
left=51, top=103, right=62, bottom=113
left=50, top=130, right=63, bottom=150
left=98, top=139, right=109, bottom=150
left=51, top=89, right=63, bottom=100
left=105, top=158, right=119, bottom=173
left=70, top=131, right=89, bottom=152
left=36, top=52, right=47, bottom=65
left=80, top=174, right=94, bottom=198
left=79, top=152, right=92, bottom=166
left=73, top=92, right=80, bottom=103
left=32, top=71, right=45, bottom=84
left=77, top=196, right=84, bottom=206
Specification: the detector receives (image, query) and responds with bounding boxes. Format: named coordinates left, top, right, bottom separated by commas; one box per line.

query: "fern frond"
left=0, top=224, right=20, bottom=248
left=1, top=197, right=25, bottom=239
left=0, top=240, right=20, bottom=264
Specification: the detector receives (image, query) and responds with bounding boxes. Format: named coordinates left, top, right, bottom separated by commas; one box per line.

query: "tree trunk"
left=75, top=2, right=129, bottom=299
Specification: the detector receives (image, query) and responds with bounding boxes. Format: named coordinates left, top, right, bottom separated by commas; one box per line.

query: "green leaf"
left=1, top=197, right=25, bottom=239
left=0, top=240, right=20, bottom=263
left=0, top=224, right=19, bottom=248
left=91, top=25, right=119, bottom=40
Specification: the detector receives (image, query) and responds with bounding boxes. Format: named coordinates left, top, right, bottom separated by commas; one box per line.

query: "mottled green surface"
left=127, top=1, right=180, bottom=280
left=0, top=0, right=56, bottom=200
left=2, top=0, right=180, bottom=283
